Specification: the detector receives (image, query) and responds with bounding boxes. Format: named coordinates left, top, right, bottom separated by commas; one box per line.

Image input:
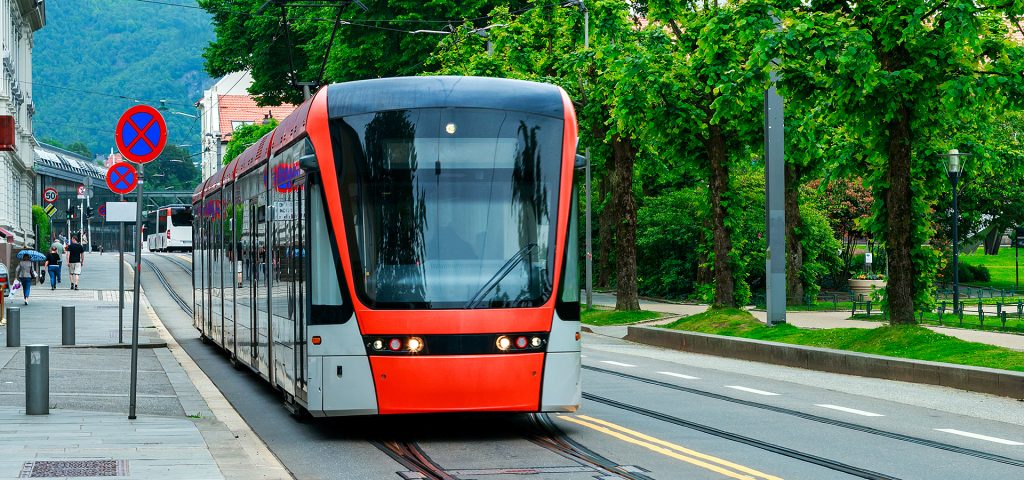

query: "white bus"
left=147, top=205, right=193, bottom=252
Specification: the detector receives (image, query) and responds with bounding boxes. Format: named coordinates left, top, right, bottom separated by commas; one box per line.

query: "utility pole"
left=765, top=13, right=786, bottom=325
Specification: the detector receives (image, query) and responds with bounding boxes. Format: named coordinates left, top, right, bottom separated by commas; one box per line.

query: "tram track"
left=585, top=365, right=1024, bottom=468
left=162, top=254, right=194, bottom=277
left=145, top=256, right=653, bottom=479
left=145, top=255, right=907, bottom=478
left=142, top=257, right=193, bottom=317
left=528, top=413, right=655, bottom=480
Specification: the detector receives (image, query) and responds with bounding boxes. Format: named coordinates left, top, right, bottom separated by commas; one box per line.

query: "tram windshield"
left=333, top=108, right=563, bottom=309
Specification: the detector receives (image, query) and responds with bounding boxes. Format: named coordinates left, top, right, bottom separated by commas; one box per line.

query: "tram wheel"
left=200, top=334, right=209, bottom=344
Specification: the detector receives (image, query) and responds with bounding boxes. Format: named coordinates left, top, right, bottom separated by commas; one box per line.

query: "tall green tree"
left=427, top=0, right=646, bottom=310
left=772, top=1, right=1024, bottom=323
left=637, top=0, right=776, bottom=307
left=199, top=1, right=529, bottom=104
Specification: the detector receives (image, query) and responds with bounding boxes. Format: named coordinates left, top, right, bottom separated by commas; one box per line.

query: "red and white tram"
left=193, top=76, right=581, bottom=416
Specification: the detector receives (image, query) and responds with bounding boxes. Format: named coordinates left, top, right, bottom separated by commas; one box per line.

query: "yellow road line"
left=558, top=415, right=782, bottom=480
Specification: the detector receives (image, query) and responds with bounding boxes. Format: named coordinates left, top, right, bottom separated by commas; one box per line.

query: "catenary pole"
left=765, top=14, right=786, bottom=325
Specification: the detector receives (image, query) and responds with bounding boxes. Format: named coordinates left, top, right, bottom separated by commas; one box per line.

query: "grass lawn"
left=960, top=247, right=1024, bottom=291
left=663, top=308, right=1024, bottom=372
left=581, top=308, right=663, bottom=326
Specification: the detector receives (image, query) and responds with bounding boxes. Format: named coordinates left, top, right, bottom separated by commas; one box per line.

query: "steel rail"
left=142, top=257, right=193, bottom=317
left=585, top=365, right=1024, bottom=468
left=528, top=413, right=654, bottom=480
left=583, top=392, right=899, bottom=480
left=370, top=440, right=455, bottom=480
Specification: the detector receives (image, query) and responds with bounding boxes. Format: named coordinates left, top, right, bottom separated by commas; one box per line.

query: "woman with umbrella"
left=15, top=250, right=42, bottom=305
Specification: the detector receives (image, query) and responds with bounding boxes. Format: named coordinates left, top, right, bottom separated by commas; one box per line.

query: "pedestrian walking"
left=50, top=238, right=64, bottom=284
left=44, top=247, right=61, bottom=290
left=15, top=253, right=36, bottom=305
left=66, top=236, right=85, bottom=290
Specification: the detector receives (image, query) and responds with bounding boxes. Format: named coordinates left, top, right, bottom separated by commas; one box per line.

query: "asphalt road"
left=141, top=253, right=1024, bottom=480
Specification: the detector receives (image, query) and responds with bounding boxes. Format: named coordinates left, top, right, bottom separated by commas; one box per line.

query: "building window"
left=230, top=120, right=254, bottom=131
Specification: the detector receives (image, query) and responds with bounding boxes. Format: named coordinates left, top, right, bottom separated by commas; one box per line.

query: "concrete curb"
left=623, top=326, right=1024, bottom=400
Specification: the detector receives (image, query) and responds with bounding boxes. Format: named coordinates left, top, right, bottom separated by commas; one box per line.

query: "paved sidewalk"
left=586, top=292, right=1024, bottom=351
left=0, top=253, right=290, bottom=479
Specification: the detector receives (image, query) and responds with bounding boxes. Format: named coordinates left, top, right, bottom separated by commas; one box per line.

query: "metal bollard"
left=61, top=306, right=75, bottom=346
left=25, top=345, right=48, bottom=415
left=5, top=307, right=18, bottom=347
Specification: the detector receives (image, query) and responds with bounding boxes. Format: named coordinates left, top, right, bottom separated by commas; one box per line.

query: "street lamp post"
left=944, top=149, right=968, bottom=315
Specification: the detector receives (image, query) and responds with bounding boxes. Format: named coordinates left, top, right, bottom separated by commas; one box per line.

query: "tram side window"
left=556, top=187, right=580, bottom=320
left=310, top=183, right=348, bottom=325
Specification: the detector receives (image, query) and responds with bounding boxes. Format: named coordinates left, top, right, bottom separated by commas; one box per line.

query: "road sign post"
left=115, top=104, right=165, bottom=420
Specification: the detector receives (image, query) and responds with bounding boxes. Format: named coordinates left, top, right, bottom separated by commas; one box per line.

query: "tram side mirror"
left=299, top=153, right=318, bottom=172
left=574, top=154, right=586, bottom=170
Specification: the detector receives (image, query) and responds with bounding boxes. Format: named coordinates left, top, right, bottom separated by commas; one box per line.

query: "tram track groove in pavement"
left=582, top=392, right=899, bottom=480
left=584, top=364, right=1024, bottom=468
left=143, top=257, right=193, bottom=317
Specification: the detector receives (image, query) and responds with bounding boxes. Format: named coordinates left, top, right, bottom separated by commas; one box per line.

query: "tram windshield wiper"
left=464, top=243, right=538, bottom=309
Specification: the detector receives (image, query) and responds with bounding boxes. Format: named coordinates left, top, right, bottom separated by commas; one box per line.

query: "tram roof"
left=234, top=131, right=273, bottom=179
left=326, top=76, right=565, bottom=119
left=192, top=177, right=207, bottom=203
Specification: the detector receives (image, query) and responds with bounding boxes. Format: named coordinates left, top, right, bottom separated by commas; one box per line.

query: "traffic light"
left=67, top=209, right=75, bottom=219
left=85, top=207, right=94, bottom=219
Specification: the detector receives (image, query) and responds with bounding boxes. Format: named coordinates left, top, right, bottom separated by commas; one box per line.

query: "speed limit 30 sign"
left=43, top=187, right=58, bottom=204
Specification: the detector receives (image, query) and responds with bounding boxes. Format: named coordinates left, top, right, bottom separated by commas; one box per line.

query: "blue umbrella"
left=18, top=250, right=45, bottom=262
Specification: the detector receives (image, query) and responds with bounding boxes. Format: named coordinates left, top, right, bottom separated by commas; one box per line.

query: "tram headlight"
left=530, top=336, right=543, bottom=348
left=371, top=339, right=384, bottom=351
left=407, top=337, right=424, bottom=353
left=496, top=335, right=512, bottom=351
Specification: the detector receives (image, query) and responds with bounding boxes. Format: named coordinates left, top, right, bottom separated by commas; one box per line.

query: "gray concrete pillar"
left=62, top=306, right=75, bottom=346
left=5, top=307, right=19, bottom=347
left=25, top=345, right=48, bottom=415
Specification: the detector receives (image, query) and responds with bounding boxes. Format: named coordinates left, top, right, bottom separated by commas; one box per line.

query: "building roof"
left=34, top=143, right=105, bottom=184
left=217, top=95, right=295, bottom=142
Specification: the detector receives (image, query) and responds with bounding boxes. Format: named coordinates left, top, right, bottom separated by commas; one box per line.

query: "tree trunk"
left=707, top=124, right=736, bottom=307
left=884, top=103, right=916, bottom=324
left=611, top=134, right=640, bottom=311
left=597, top=174, right=613, bottom=289
left=785, top=163, right=804, bottom=304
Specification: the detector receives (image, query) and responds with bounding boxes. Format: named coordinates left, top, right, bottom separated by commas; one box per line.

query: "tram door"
left=254, top=199, right=270, bottom=377
left=269, top=152, right=308, bottom=399
left=292, top=174, right=307, bottom=401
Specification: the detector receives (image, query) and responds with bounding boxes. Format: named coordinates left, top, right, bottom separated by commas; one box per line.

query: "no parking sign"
left=115, top=105, right=166, bottom=163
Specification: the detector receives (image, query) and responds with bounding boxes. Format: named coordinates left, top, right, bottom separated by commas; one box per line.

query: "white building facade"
left=197, top=71, right=251, bottom=180
left=0, top=0, right=44, bottom=260
left=196, top=71, right=295, bottom=180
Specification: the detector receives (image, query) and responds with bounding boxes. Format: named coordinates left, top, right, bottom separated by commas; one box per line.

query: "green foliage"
left=31, top=206, right=50, bottom=250
left=143, top=145, right=201, bottom=191
left=199, top=0, right=529, bottom=104
left=768, top=2, right=1024, bottom=322
left=637, top=188, right=705, bottom=299
left=664, top=309, right=1024, bottom=372
left=222, top=121, right=278, bottom=165
left=33, top=0, right=214, bottom=155
left=580, top=308, right=663, bottom=326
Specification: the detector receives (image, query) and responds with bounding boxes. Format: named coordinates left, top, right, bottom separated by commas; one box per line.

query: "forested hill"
left=33, top=0, right=214, bottom=157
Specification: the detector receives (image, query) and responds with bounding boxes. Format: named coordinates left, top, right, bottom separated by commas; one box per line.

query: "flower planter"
left=849, top=279, right=886, bottom=301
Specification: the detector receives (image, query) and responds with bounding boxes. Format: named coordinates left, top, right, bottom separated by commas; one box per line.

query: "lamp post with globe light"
left=944, top=149, right=968, bottom=315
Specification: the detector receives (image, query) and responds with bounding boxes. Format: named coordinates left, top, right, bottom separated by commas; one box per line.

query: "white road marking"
left=725, top=386, right=780, bottom=396
left=815, top=404, right=884, bottom=417
left=935, top=429, right=1024, bottom=446
left=657, top=371, right=700, bottom=380
left=580, top=355, right=587, bottom=358
left=600, top=361, right=636, bottom=367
